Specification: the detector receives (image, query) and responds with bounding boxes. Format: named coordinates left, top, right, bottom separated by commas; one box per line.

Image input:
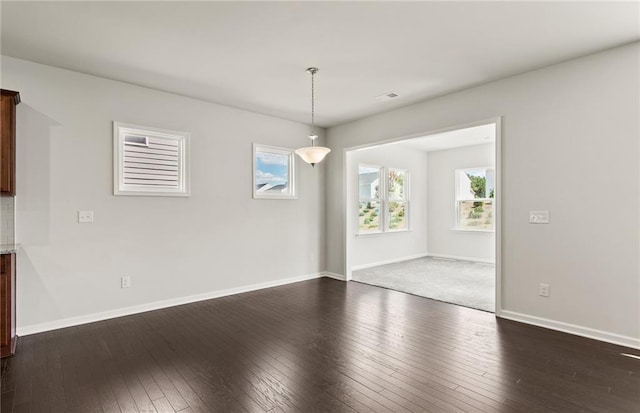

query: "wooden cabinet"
left=1, top=89, right=20, bottom=196
left=0, top=89, right=18, bottom=358
left=1, top=253, right=16, bottom=357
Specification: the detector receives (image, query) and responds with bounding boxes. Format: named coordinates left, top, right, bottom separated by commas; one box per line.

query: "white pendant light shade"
left=295, top=146, right=331, bottom=166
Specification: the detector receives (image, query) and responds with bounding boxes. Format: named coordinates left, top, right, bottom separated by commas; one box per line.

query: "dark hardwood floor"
left=1, top=278, right=639, bottom=412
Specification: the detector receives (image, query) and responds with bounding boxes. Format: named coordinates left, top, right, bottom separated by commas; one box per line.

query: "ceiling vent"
left=375, top=92, right=400, bottom=102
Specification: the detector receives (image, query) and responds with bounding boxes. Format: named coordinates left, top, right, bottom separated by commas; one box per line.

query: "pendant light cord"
left=311, top=70, right=315, bottom=147
left=308, top=67, right=318, bottom=147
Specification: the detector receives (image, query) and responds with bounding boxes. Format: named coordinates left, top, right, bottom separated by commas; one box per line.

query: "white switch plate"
left=121, top=276, right=131, bottom=288
left=78, top=210, right=94, bottom=223
left=539, top=283, right=550, bottom=297
left=529, top=211, right=549, bottom=224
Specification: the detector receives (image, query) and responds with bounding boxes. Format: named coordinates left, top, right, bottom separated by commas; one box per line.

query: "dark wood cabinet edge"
left=0, top=253, right=16, bottom=358
left=0, top=88, right=19, bottom=196
left=0, top=91, right=18, bottom=355
left=0, top=89, right=20, bottom=105
left=0, top=336, right=16, bottom=358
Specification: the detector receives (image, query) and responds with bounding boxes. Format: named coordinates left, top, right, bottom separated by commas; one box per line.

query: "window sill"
left=450, top=228, right=495, bottom=233
left=356, top=229, right=412, bottom=237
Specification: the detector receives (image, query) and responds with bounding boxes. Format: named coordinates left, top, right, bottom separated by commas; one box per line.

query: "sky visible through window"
left=466, top=169, right=485, bottom=178
left=256, top=151, right=288, bottom=186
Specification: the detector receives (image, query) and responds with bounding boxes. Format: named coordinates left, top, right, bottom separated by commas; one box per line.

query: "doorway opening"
left=344, top=119, right=501, bottom=313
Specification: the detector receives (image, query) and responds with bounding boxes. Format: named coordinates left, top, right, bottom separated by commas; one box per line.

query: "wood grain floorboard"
left=1, top=278, right=639, bottom=413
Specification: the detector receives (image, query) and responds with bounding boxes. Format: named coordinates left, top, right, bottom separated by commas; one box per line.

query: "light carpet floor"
left=352, top=257, right=495, bottom=312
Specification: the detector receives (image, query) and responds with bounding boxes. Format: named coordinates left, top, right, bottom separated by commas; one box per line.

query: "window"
left=113, top=122, right=190, bottom=196
left=253, top=144, right=296, bottom=199
left=358, top=165, right=382, bottom=233
left=358, top=164, right=409, bottom=234
left=455, top=167, right=494, bottom=230
left=388, top=168, right=408, bottom=230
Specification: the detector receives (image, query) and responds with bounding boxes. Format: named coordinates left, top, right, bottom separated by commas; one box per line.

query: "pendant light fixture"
left=295, top=67, right=331, bottom=167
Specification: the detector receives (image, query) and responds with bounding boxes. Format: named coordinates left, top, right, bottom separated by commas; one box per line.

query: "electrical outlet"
left=529, top=211, right=549, bottom=224
left=78, top=210, right=94, bottom=223
left=539, top=283, right=550, bottom=297
left=121, top=276, right=131, bottom=288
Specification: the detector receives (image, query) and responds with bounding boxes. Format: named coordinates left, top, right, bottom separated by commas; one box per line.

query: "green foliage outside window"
left=467, top=173, right=486, bottom=198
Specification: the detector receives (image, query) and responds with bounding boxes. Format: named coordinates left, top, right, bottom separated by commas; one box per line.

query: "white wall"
left=346, top=144, right=427, bottom=271
left=325, top=43, right=640, bottom=347
left=2, top=56, right=326, bottom=331
left=427, top=143, right=495, bottom=262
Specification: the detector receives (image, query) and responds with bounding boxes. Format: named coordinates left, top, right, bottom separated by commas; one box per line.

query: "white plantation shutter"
left=123, top=135, right=179, bottom=187
left=114, top=122, right=190, bottom=196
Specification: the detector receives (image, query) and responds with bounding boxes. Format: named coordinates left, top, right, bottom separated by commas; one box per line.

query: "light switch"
left=529, top=211, right=549, bottom=224
left=78, top=210, right=94, bottom=223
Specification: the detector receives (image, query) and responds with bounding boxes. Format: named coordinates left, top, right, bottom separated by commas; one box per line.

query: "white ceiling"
left=1, top=2, right=638, bottom=127
left=396, top=123, right=495, bottom=153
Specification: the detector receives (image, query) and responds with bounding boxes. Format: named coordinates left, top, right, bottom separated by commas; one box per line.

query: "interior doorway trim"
left=342, top=116, right=503, bottom=316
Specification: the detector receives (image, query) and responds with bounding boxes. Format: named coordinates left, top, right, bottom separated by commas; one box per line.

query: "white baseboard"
left=19, top=271, right=637, bottom=351
left=351, top=253, right=429, bottom=271
left=499, top=310, right=640, bottom=350
left=427, top=253, right=495, bottom=264
left=17, top=272, right=327, bottom=336
left=323, top=272, right=346, bottom=281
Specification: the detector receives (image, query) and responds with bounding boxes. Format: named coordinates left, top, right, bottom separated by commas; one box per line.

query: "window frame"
left=386, top=167, right=410, bottom=232
left=113, top=121, right=190, bottom=197
left=357, top=164, right=384, bottom=234
left=454, top=166, right=495, bottom=232
left=252, top=144, right=297, bottom=200
left=357, top=164, right=410, bottom=235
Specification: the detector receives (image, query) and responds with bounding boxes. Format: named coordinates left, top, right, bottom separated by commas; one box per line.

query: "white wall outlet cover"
left=529, top=211, right=549, bottom=224
left=78, top=210, right=94, bottom=223
left=539, top=283, right=550, bottom=297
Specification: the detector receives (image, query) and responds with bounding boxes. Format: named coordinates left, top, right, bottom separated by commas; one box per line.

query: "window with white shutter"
left=113, top=122, right=190, bottom=196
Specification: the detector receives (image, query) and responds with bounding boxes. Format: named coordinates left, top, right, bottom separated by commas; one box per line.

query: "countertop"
left=0, top=244, right=19, bottom=254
